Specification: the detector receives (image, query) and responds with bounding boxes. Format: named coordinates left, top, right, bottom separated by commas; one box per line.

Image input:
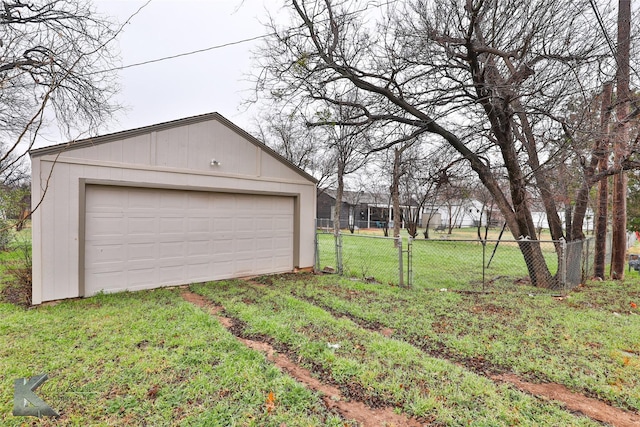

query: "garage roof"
left=30, top=112, right=317, bottom=183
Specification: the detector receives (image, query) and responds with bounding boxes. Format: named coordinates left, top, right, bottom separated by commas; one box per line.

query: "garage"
left=30, top=113, right=317, bottom=304
left=84, top=186, right=294, bottom=296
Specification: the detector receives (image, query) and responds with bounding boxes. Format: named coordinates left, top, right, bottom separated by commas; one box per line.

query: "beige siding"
left=30, top=114, right=316, bottom=304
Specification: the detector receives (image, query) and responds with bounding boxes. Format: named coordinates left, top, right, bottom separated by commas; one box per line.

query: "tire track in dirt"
left=289, top=290, right=640, bottom=427
left=180, top=289, right=422, bottom=427
left=493, top=374, right=640, bottom=427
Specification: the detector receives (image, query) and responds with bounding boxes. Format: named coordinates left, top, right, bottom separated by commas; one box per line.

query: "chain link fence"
left=315, top=229, right=595, bottom=294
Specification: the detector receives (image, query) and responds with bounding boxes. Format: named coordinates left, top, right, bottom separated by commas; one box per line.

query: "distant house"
left=531, top=209, right=595, bottom=234
left=422, top=199, right=503, bottom=229
left=317, top=189, right=420, bottom=229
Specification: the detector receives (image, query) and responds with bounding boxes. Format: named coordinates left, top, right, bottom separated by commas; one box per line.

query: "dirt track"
left=181, top=288, right=640, bottom=427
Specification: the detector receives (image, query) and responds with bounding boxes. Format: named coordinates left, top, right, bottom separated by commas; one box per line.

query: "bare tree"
left=253, top=0, right=630, bottom=288
left=1, top=0, right=120, bottom=173
left=252, top=109, right=334, bottom=189
left=399, top=143, right=432, bottom=238
left=0, top=143, right=29, bottom=188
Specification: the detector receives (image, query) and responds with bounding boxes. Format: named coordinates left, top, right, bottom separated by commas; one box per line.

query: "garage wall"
left=30, top=114, right=316, bottom=304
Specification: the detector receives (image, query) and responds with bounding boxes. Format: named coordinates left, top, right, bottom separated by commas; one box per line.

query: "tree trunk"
left=594, top=83, right=613, bottom=279
left=515, top=109, right=565, bottom=241
left=391, top=147, right=401, bottom=245
left=565, top=204, right=573, bottom=241
left=572, top=84, right=613, bottom=245
left=333, top=161, right=345, bottom=238
left=594, top=174, right=609, bottom=279
left=476, top=139, right=556, bottom=287
left=611, top=0, right=631, bottom=279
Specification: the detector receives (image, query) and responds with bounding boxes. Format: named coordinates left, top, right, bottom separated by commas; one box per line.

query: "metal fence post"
left=314, top=230, right=319, bottom=271
left=561, top=238, right=567, bottom=293
left=482, top=239, right=486, bottom=292
left=407, top=236, right=413, bottom=287
left=397, top=236, right=404, bottom=287
left=336, top=233, right=343, bottom=275
left=583, top=238, right=590, bottom=283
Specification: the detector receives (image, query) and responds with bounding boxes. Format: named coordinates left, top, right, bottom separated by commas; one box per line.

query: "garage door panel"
left=159, top=241, right=185, bottom=258
left=188, top=241, right=209, bottom=255
left=211, top=261, right=234, bottom=275
left=255, top=239, right=273, bottom=251
left=86, top=215, right=125, bottom=237
left=210, top=233, right=234, bottom=243
left=274, top=235, right=293, bottom=248
left=255, top=218, right=273, bottom=229
left=210, top=252, right=234, bottom=263
left=159, top=265, right=186, bottom=282
left=213, top=219, right=233, bottom=232
left=86, top=245, right=126, bottom=264
left=235, top=238, right=257, bottom=252
left=128, top=193, right=158, bottom=209
left=86, top=271, right=125, bottom=292
left=128, top=243, right=157, bottom=261
left=188, top=192, right=210, bottom=209
left=85, top=186, right=294, bottom=296
left=274, top=256, right=292, bottom=270
left=188, top=217, right=210, bottom=232
left=159, top=217, right=185, bottom=232
left=212, top=246, right=234, bottom=257
left=128, top=268, right=158, bottom=285
left=127, top=217, right=157, bottom=234
left=235, top=259, right=255, bottom=273
left=235, top=217, right=255, bottom=231
left=274, top=217, right=292, bottom=231
left=160, top=192, right=186, bottom=208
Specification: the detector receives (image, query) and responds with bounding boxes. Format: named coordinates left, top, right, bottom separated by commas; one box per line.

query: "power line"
left=93, top=33, right=271, bottom=75
left=588, top=0, right=617, bottom=61
left=86, top=0, right=400, bottom=76
left=588, top=0, right=640, bottom=83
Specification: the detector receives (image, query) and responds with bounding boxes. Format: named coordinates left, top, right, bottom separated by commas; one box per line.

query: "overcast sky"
left=93, top=0, right=273, bottom=136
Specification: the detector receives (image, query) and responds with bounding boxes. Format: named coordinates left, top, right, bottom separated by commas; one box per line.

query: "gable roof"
left=29, top=112, right=317, bottom=183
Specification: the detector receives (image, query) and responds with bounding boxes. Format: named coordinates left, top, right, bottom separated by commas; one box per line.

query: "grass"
left=0, top=289, right=346, bottom=426
left=191, top=277, right=606, bottom=426
left=249, top=274, right=640, bottom=413
left=318, top=231, right=563, bottom=291
left=2, top=230, right=637, bottom=426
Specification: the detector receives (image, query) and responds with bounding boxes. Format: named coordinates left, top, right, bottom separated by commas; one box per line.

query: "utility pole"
left=594, top=83, right=612, bottom=279
left=611, top=0, right=630, bottom=279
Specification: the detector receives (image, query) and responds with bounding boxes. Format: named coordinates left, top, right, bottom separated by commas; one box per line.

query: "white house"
left=423, top=199, right=493, bottom=228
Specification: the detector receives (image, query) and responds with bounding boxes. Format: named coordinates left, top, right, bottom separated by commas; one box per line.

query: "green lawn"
left=317, top=231, right=564, bottom=292
left=0, top=289, right=346, bottom=426
left=261, top=274, right=640, bottom=413
left=1, top=230, right=636, bottom=426
left=191, top=275, right=636, bottom=426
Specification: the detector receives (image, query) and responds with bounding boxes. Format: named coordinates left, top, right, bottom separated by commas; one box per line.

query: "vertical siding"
left=122, top=134, right=152, bottom=164
left=32, top=116, right=317, bottom=303
left=30, top=157, right=43, bottom=304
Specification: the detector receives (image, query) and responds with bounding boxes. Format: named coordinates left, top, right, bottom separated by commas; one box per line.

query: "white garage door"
left=84, top=185, right=294, bottom=296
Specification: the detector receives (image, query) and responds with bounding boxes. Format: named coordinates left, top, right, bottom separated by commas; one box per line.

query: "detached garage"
left=30, top=113, right=317, bottom=304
